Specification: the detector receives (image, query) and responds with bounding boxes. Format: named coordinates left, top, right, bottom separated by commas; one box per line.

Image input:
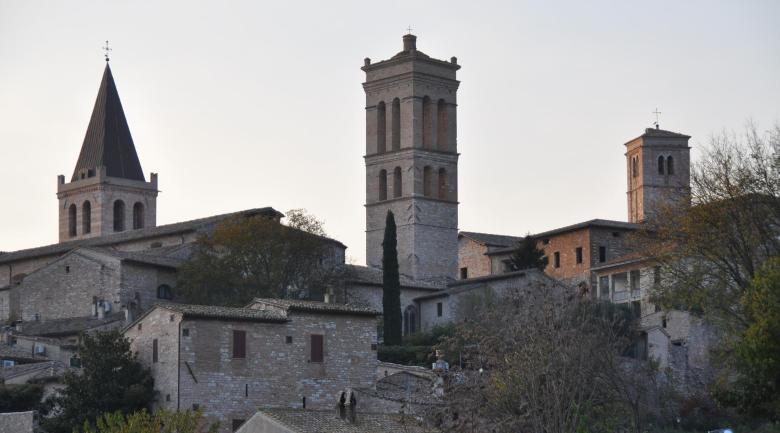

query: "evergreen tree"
left=509, top=235, right=548, bottom=271
left=382, top=210, right=403, bottom=345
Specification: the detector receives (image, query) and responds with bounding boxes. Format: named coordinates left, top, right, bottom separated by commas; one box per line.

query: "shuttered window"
left=233, top=330, right=246, bottom=359
left=152, top=339, right=158, bottom=363
left=310, top=334, right=324, bottom=363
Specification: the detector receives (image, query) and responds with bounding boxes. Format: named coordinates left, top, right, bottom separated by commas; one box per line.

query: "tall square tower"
left=362, top=34, right=460, bottom=282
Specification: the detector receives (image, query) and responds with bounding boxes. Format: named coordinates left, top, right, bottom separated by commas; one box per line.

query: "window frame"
left=232, top=330, right=247, bottom=359
left=310, top=334, right=324, bottom=363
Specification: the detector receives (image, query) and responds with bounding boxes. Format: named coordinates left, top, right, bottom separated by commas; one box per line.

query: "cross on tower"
left=652, top=108, right=662, bottom=129
left=102, top=40, right=112, bottom=62
left=406, top=26, right=413, bottom=34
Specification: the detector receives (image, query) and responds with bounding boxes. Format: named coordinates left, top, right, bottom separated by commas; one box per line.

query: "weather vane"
left=652, top=108, right=662, bottom=129
left=102, top=40, right=112, bottom=62
left=406, top=26, right=413, bottom=34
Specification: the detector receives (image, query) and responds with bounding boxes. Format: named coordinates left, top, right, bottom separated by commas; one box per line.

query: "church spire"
left=71, top=63, right=145, bottom=182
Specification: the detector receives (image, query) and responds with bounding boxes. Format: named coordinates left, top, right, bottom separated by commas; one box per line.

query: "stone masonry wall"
left=457, top=237, right=491, bottom=279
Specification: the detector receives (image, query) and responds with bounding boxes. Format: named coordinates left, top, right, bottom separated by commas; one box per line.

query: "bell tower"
left=362, top=34, right=460, bottom=282
left=57, top=62, right=158, bottom=242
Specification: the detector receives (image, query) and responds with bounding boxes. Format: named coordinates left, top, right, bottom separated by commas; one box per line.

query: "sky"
left=1, top=0, right=779, bottom=264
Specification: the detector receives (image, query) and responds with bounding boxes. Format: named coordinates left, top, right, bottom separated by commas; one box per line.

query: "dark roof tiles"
left=254, top=408, right=439, bottom=433
left=249, top=298, right=381, bottom=317
left=458, top=231, right=524, bottom=247
left=158, top=303, right=289, bottom=323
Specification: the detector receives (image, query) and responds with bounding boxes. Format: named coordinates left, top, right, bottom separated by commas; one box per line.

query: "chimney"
left=403, top=34, right=416, bottom=52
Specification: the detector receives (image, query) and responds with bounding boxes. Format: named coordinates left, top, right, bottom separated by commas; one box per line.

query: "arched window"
left=403, top=305, right=418, bottom=335
left=666, top=156, right=674, bottom=175
left=376, top=101, right=386, bottom=154
left=378, top=169, right=388, bottom=201
left=113, top=200, right=125, bottom=232
left=631, top=157, right=638, bottom=178
left=157, top=284, right=173, bottom=300
left=438, top=168, right=448, bottom=199
left=68, top=204, right=77, bottom=238
left=82, top=201, right=91, bottom=234
left=422, top=96, right=432, bottom=149
left=393, top=167, right=402, bottom=198
left=436, top=99, right=447, bottom=151
left=657, top=156, right=665, bottom=175
left=133, top=202, right=144, bottom=229
left=391, top=98, right=401, bottom=151
left=423, top=166, right=433, bottom=197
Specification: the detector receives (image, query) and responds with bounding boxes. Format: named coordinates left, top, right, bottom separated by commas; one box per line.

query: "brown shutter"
left=310, top=334, right=324, bottom=363
left=233, top=330, right=246, bottom=359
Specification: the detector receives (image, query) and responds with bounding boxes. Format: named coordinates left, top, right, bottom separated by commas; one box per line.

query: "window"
left=423, top=166, right=433, bottom=197
left=403, top=306, right=418, bottom=335
left=553, top=252, right=560, bottom=268
left=133, top=202, right=145, bottom=229
left=286, top=336, right=293, bottom=344
left=437, top=302, right=443, bottom=317
left=575, top=247, right=583, bottom=264
left=82, top=201, right=91, bottom=234
left=436, top=99, right=448, bottom=151
left=152, top=339, right=158, bottom=363
left=542, top=238, right=550, bottom=245
left=502, top=260, right=514, bottom=273
left=631, top=156, right=638, bottom=178
left=68, top=204, right=77, bottom=237
left=393, top=167, right=402, bottom=198
left=65, top=266, right=70, bottom=274
left=657, top=155, right=665, bottom=175
left=182, top=328, right=189, bottom=337
left=422, top=96, right=432, bottom=148
left=378, top=169, right=387, bottom=201
left=166, top=394, right=171, bottom=402
left=233, top=330, right=246, bottom=359
left=310, top=334, right=324, bottom=363
left=598, top=246, right=606, bottom=263
left=232, top=419, right=244, bottom=432
left=599, top=276, right=610, bottom=299
left=460, top=267, right=468, bottom=279
left=666, top=155, right=674, bottom=175
left=437, top=168, right=447, bottom=200
left=376, top=101, right=386, bottom=153
left=113, top=200, right=125, bottom=232
left=192, top=404, right=199, bottom=410
left=612, top=231, right=621, bottom=237
left=157, top=284, right=173, bottom=300
left=391, top=98, right=400, bottom=150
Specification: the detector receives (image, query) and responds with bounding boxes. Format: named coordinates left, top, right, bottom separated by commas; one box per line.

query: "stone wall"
left=457, top=237, right=491, bottom=279
left=0, top=411, right=35, bottom=433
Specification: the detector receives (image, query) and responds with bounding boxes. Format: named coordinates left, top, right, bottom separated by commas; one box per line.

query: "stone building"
left=124, top=299, right=379, bottom=432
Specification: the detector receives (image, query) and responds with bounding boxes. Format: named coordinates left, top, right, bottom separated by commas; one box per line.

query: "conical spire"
left=71, top=63, right=145, bottom=182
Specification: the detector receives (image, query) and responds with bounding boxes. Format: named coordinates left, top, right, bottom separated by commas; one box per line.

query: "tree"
left=177, top=209, right=339, bottom=305
left=0, top=384, right=43, bottom=413
left=79, top=409, right=218, bottom=433
left=382, top=210, right=402, bottom=346
left=41, top=330, right=154, bottom=433
left=509, top=234, right=548, bottom=271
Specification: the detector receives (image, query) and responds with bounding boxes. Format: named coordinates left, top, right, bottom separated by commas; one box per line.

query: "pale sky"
left=1, top=0, right=778, bottom=264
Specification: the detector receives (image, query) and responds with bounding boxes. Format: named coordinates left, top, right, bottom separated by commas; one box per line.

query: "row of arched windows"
left=423, top=166, right=448, bottom=199
left=378, top=167, right=403, bottom=201
left=658, top=155, right=675, bottom=175
left=67, top=200, right=145, bottom=238
left=375, top=96, right=450, bottom=153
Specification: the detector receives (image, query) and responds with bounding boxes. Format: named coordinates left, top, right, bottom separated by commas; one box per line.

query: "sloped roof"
left=16, top=313, right=125, bottom=338
left=71, top=63, right=145, bottom=182
left=249, top=408, right=439, bottom=433
left=90, top=247, right=186, bottom=269
left=249, top=298, right=381, bottom=317
left=0, top=344, right=41, bottom=362
left=343, top=265, right=443, bottom=291
left=459, top=231, right=523, bottom=247
left=0, top=360, right=67, bottom=381
left=624, top=127, right=691, bottom=145
left=0, top=207, right=282, bottom=265
left=157, top=303, right=289, bottom=323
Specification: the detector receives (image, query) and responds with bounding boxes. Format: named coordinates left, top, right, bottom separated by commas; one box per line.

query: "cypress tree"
left=509, top=234, right=549, bottom=271
left=382, top=210, right=403, bottom=345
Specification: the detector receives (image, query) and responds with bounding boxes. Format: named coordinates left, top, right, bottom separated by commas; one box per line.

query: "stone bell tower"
left=57, top=62, right=158, bottom=242
left=363, top=34, right=460, bottom=282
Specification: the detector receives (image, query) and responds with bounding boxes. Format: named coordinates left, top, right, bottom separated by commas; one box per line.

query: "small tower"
left=362, top=34, right=460, bottom=281
left=625, top=126, right=691, bottom=223
left=57, top=63, right=158, bottom=242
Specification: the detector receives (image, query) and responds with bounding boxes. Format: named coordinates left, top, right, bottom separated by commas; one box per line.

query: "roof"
left=91, top=247, right=186, bottom=269
left=485, top=219, right=639, bottom=256
left=590, top=250, right=654, bottom=272
left=0, top=207, right=282, bottom=265
left=0, top=344, right=40, bottom=361
left=71, top=63, right=145, bottom=182
left=414, top=269, right=556, bottom=301
left=154, top=303, right=289, bottom=323
left=249, top=408, right=438, bottom=433
left=249, top=298, right=381, bottom=317
left=343, top=265, right=443, bottom=291
left=15, top=313, right=125, bottom=337
left=362, top=34, right=459, bottom=73
left=459, top=231, right=523, bottom=247
left=0, top=360, right=67, bottom=381
left=624, top=127, right=691, bottom=145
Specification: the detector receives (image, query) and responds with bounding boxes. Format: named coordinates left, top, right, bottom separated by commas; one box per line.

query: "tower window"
left=438, top=168, right=447, bottom=200
left=82, top=201, right=91, bottom=234
left=68, top=204, right=77, bottom=238
left=393, top=167, right=402, bottom=198
left=437, top=99, right=448, bottom=151
left=657, top=155, right=665, bottom=175
left=378, top=169, right=388, bottom=201
left=666, top=156, right=674, bottom=175
left=113, top=200, right=125, bottom=232
left=391, top=98, right=401, bottom=151
left=133, top=202, right=145, bottom=229
left=376, top=101, right=386, bottom=154
left=422, top=96, right=433, bottom=149
left=631, top=156, right=638, bottom=178
left=423, top=166, right=433, bottom=197
left=553, top=251, right=560, bottom=268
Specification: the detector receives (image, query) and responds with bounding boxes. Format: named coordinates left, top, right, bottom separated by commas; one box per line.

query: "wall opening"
left=657, top=155, right=665, bottom=175
left=133, top=202, right=145, bottom=229
left=422, top=96, right=432, bottom=149
left=82, top=201, right=91, bottom=234
left=423, top=166, right=433, bottom=197
left=391, top=98, right=401, bottom=150
left=113, top=200, right=125, bottom=232
left=68, top=204, right=77, bottom=238
left=437, top=99, right=447, bottom=151
left=378, top=169, right=388, bottom=201
left=666, top=156, right=674, bottom=175
left=376, top=101, right=386, bottom=154
left=438, top=168, right=447, bottom=199
left=393, top=167, right=402, bottom=198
